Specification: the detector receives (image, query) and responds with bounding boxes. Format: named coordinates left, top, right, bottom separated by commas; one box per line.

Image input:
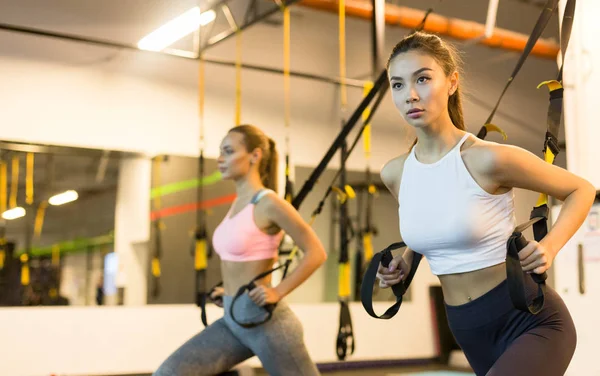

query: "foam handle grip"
left=514, top=234, right=548, bottom=283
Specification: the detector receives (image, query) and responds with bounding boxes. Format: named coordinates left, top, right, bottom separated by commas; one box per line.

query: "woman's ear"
left=250, top=147, right=263, bottom=166
left=449, top=70, right=459, bottom=96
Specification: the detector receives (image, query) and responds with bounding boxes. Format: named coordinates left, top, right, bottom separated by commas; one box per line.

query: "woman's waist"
left=439, top=262, right=507, bottom=306
left=221, top=259, right=276, bottom=295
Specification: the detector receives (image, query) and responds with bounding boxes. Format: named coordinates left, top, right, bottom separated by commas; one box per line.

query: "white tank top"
left=399, top=133, right=516, bottom=275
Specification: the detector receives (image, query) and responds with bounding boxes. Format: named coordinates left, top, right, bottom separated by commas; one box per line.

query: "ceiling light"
left=49, top=190, right=79, bottom=206
left=2, top=207, right=25, bottom=220
left=137, top=7, right=216, bottom=52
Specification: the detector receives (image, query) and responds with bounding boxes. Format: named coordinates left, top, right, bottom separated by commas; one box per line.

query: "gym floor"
left=256, top=365, right=474, bottom=375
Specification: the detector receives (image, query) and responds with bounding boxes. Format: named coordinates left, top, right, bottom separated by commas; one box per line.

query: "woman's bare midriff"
left=221, top=258, right=277, bottom=296
left=439, top=262, right=507, bottom=306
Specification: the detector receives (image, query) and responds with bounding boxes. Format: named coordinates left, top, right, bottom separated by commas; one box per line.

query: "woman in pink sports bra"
left=155, top=124, right=326, bottom=376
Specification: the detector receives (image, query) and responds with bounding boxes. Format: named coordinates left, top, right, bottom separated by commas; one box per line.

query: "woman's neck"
left=414, top=115, right=464, bottom=160
left=234, top=173, right=264, bottom=202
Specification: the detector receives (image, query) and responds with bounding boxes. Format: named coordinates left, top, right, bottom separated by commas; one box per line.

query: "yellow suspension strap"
left=529, top=0, right=575, bottom=251
left=283, top=4, right=294, bottom=204
left=353, top=82, right=377, bottom=298
left=26, top=153, right=34, bottom=205
left=151, top=156, right=164, bottom=298
left=20, top=154, right=36, bottom=287
left=235, top=30, right=242, bottom=126
left=0, top=230, right=5, bottom=271
left=476, top=0, right=559, bottom=141
left=50, top=245, right=61, bottom=299
left=34, top=201, right=47, bottom=241
left=194, top=53, right=211, bottom=326
left=361, top=81, right=376, bottom=263
left=336, top=0, right=355, bottom=361
left=10, top=156, right=19, bottom=209
left=0, top=159, right=7, bottom=270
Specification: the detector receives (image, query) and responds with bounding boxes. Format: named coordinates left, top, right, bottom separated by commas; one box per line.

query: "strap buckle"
left=544, top=131, right=560, bottom=157
left=529, top=204, right=549, bottom=221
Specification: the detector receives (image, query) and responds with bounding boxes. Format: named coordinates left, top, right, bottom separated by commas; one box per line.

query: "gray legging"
left=154, top=294, right=320, bottom=376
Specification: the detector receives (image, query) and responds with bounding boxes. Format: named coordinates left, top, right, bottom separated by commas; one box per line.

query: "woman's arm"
left=251, top=195, right=327, bottom=305
left=490, top=144, right=596, bottom=273
left=378, top=155, right=414, bottom=286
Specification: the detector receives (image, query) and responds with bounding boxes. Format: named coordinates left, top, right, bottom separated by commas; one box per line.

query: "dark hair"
left=229, top=124, right=279, bottom=191
left=387, top=31, right=465, bottom=146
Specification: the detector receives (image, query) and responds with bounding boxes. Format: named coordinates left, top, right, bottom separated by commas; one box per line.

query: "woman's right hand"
left=209, top=286, right=224, bottom=308
left=376, top=255, right=410, bottom=288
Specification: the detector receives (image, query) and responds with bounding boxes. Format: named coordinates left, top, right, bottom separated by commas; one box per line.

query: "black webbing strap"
left=516, top=0, right=575, bottom=314
left=477, top=0, right=559, bottom=140
left=291, top=69, right=388, bottom=209
left=360, top=242, right=422, bottom=319
left=336, top=300, right=355, bottom=359
left=194, top=149, right=212, bottom=327
left=506, top=217, right=548, bottom=314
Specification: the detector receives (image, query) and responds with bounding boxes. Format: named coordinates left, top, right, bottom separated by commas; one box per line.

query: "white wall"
left=0, top=300, right=439, bottom=376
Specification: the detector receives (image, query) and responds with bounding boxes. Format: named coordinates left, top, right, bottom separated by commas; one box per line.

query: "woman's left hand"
left=248, top=285, right=281, bottom=306
left=518, top=240, right=555, bottom=274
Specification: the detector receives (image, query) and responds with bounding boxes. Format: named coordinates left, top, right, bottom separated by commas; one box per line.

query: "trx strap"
left=235, top=30, right=242, bottom=126
left=482, top=0, right=575, bottom=314
left=34, top=201, right=47, bottom=240
left=360, top=242, right=421, bottom=319
left=194, top=53, right=211, bottom=327
left=283, top=5, right=294, bottom=203
left=229, top=258, right=294, bottom=328
left=26, top=153, right=34, bottom=205
left=505, top=218, right=547, bottom=313
left=292, top=69, right=388, bottom=209
left=336, top=0, right=354, bottom=359
left=354, top=82, right=377, bottom=297
left=151, top=156, right=164, bottom=298
left=507, top=0, right=575, bottom=314
left=476, top=0, right=559, bottom=140
left=10, top=156, right=19, bottom=210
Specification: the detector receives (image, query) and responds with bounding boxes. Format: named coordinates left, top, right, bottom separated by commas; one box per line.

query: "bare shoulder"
left=460, top=135, right=509, bottom=176
left=256, top=190, right=289, bottom=214
left=380, top=153, right=410, bottom=201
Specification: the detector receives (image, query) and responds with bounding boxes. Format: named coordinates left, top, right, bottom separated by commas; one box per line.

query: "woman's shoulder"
left=380, top=153, right=410, bottom=200
left=461, top=134, right=519, bottom=176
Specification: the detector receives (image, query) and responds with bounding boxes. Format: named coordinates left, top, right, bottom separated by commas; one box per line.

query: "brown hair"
left=229, top=124, right=278, bottom=191
left=387, top=31, right=465, bottom=147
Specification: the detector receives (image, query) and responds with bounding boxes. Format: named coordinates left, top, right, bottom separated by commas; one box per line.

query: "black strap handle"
left=336, top=300, right=355, bottom=360
left=229, top=260, right=291, bottom=328
left=506, top=217, right=548, bottom=315
left=360, top=242, right=422, bottom=319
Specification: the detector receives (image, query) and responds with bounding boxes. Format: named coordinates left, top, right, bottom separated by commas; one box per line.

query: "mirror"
left=0, top=141, right=130, bottom=307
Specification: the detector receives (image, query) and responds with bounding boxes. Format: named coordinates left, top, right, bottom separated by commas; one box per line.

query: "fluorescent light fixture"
left=49, top=190, right=79, bottom=206
left=2, top=207, right=25, bottom=220
left=138, top=7, right=216, bottom=52
left=484, top=0, right=500, bottom=38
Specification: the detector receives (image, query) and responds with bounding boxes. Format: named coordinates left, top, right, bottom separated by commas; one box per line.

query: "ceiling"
left=0, top=0, right=565, bottom=154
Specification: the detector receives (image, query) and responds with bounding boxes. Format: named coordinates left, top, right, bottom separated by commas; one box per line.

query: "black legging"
left=445, top=274, right=576, bottom=376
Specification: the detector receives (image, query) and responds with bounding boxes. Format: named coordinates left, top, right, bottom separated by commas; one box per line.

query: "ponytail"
left=263, top=138, right=279, bottom=192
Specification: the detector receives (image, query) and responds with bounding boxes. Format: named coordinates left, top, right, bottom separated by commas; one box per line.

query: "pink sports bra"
left=213, top=189, right=284, bottom=262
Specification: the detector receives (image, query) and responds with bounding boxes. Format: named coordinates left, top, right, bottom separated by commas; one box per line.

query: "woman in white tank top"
left=376, top=32, right=595, bottom=376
